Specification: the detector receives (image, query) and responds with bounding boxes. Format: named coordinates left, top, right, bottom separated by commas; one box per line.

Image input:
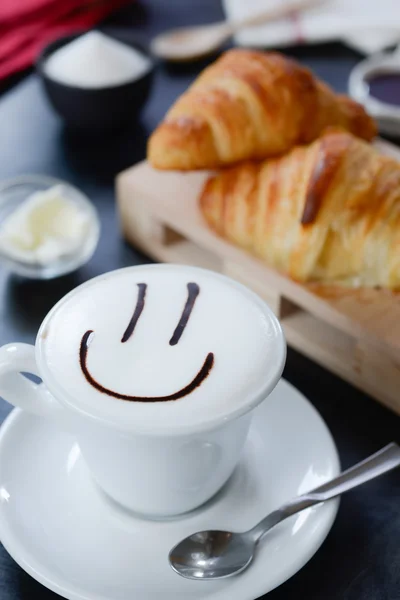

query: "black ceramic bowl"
left=37, top=32, right=155, bottom=132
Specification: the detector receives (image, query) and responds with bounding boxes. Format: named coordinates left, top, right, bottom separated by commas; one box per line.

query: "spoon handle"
left=223, top=0, right=323, bottom=35
left=250, top=443, right=400, bottom=542
left=305, top=442, right=400, bottom=500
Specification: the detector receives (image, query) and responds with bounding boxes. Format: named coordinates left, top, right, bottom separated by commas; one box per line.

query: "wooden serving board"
left=116, top=139, right=400, bottom=415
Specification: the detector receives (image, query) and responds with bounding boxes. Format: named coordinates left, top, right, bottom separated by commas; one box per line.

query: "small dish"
left=0, top=175, right=100, bottom=279
left=36, top=32, right=155, bottom=132
left=349, top=47, right=400, bottom=137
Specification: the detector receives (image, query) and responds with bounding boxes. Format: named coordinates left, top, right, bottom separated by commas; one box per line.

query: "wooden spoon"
left=151, top=0, right=323, bottom=62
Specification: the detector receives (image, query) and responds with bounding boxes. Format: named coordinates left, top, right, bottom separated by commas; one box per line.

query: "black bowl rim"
left=36, top=30, right=156, bottom=93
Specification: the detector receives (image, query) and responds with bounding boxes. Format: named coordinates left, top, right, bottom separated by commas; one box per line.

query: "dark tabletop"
left=0, top=1, right=399, bottom=599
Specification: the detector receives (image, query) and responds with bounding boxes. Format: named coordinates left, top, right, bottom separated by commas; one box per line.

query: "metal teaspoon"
left=169, top=442, right=400, bottom=580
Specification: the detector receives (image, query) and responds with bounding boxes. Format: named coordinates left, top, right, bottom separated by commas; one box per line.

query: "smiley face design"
left=39, top=266, right=283, bottom=425
left=79, top=282, right=215, bottom=402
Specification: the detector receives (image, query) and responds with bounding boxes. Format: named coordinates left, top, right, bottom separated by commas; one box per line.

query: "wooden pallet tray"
left=116, top=139, right=400, bottom=415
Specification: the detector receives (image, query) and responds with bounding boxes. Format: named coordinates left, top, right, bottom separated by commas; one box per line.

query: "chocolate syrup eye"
left=169, top=283, right=200, bottom=346
left=121, top=283, right=147, bottom=343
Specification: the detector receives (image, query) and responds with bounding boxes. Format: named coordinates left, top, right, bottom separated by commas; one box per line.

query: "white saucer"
left=0, top=380, right=339, bottom=600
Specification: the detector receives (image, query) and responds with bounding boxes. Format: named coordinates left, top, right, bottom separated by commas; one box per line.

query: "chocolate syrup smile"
left=79, top=282, right=215, bottom=402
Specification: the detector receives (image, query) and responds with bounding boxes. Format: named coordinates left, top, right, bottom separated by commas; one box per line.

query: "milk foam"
left=38, top=265, right=285, bottom=433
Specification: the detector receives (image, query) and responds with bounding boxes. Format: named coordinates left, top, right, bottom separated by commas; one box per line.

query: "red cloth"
left=0, top=0, right=133, bottom=81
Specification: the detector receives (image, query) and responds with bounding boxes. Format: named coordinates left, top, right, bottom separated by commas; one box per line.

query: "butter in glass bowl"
left=0, top=175, right=100, bottom=279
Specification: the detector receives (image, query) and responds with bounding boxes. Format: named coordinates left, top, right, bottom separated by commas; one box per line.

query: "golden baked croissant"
left=148, top=49, right=377, bottom=171
left=200, top=130, right=400, bottom=289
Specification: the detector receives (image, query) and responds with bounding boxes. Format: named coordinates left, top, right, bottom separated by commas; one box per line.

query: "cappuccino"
left=37, top=265, right=285, bottom=434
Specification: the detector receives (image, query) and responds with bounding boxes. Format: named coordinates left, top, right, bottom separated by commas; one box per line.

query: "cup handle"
left=0, top=343, right=65, bottom=420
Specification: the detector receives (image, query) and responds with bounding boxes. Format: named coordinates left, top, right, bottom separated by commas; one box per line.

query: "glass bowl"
left=349, top=47, right=400, bottom=137
left=0, top=175, right=100, bottom=279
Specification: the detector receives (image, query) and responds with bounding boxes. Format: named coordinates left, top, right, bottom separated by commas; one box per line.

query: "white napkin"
left=222, top=0, right=400, bottom=55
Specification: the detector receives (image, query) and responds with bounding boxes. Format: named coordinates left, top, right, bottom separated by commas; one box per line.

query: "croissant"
left=148, top=49, right=377, bottom=171
left=200, top=130, right=400, bottom=289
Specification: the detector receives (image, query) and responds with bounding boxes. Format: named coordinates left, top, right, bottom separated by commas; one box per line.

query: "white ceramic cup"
left=0, top=265, right=286, bottom=518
